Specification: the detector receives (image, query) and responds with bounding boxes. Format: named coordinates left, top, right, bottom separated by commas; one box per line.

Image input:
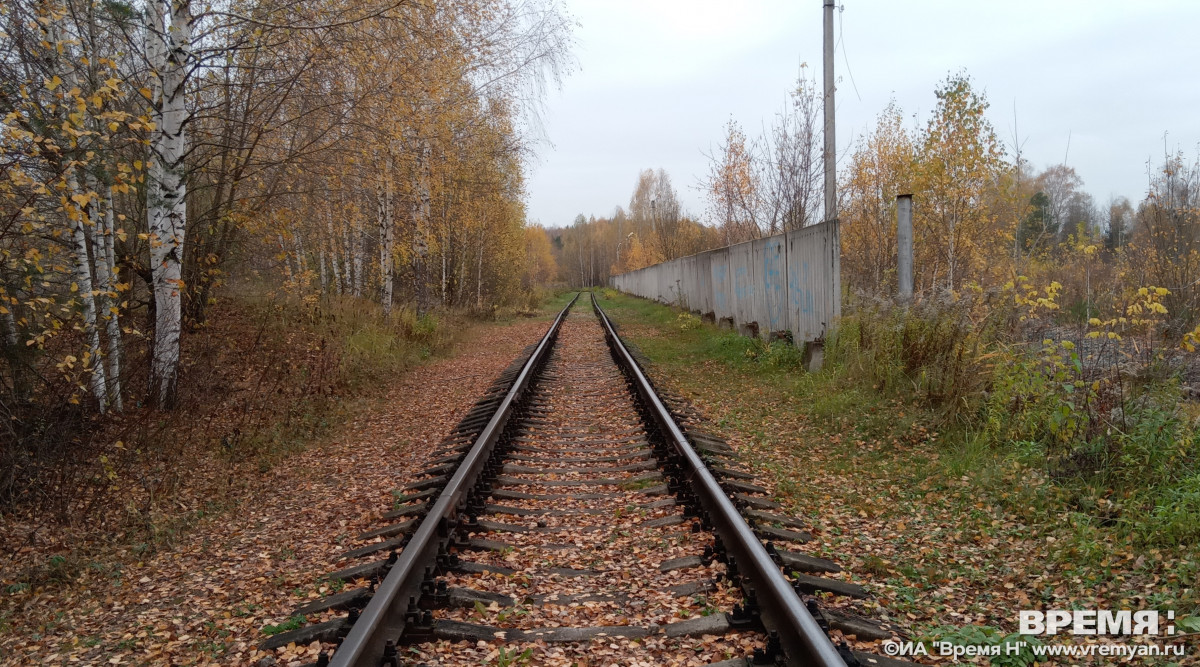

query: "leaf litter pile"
left=0, top=318, right=550, bottom=666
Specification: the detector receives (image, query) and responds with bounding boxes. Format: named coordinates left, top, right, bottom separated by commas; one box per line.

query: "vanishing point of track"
left=260, top=293, right=912, bottom=667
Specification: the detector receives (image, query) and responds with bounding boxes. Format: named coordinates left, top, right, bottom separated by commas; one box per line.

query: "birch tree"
left=913, top=73, right=1005, bottom=292
left=67, top=175, right=109, bottom=411
left=145, top=0, right=191, bottom=407
left=1, top=0, right=575, bottom=422
left=704, top=120, right=760, bottom=244
left=756, top=65, right=823, bottom=234
left=841, top=102, right=915, bottom=296
left=377, top=154, right=396, bottom=315
left=90, top=179, right=123, bottom=410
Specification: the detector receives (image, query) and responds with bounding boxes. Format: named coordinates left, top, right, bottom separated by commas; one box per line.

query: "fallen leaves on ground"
left=604, top=296, right=1200, bottom=666
left=0, top=318, right=549, bottom=666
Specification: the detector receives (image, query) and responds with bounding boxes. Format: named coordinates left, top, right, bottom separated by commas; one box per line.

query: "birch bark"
left=412, top=139, right=432, bottom=313
left=319, top=247, right=328, bottom=292
left=352, top=207, right=364, bottom=298
left=69, top=172, right=108, bottom=412
left=325, top=210, right=342, bottom=294
left=146, top=0, right=191, bottom=407
left=89, top=175, right=122, bottom=410
left=476, top=224, right=488, bottom=308
left=102, top=185, right=122, bottom=402
left=377, top=161, right=395, bottom=315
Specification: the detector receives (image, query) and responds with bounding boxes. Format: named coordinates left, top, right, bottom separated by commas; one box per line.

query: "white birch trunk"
left=456, top=238, right=467, bottom=305
left=343, top=224, right=355, bottom=295
left=319, top=247, right=328, bottom=292
left=325, top=210, right=342, bottom=295
left=377, top=166, right=395, bottom=316
left=475, top=223, right=488, bottom=308
left=102, top=186, right=122, bottom=388
left=294, top=228, right=307, bottom=276
left=70, top=172, right=108, bottom=412
left=342, top=230, right=353, bottom=294
left=49, top=24, right=112, bottom=411
left=146, top=0, right=191, bottom=408
left=477, top=241, right=485, bottom=309
left=339, top=203, right=353, bottom=295
left=412, top=139, right=432, bottom=311
left=90, top=175, right=122, bottom=410
left=416, top=141, right=432, bottom=231
left=278, top=234, right=294, bottom=278
left=352, top=210, right=364, bottom=298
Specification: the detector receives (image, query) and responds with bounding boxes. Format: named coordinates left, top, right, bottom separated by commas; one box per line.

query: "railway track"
left=261, top=293, right=913, bottom=666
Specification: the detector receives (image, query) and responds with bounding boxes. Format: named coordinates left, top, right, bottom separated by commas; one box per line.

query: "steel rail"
left=330, top=293, right=580, bottom=667
left=591, top=292, right=845, bottom=667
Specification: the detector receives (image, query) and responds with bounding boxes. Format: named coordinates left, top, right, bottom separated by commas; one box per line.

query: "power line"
left=835, top=4, right=862, bottom=103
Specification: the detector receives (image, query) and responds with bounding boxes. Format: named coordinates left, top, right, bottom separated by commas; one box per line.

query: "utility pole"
left=822, top=0, right=836, bottom=223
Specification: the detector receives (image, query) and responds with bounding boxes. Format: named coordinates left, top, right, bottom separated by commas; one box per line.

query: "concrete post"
left=822, top=0, right=836, bottom=224
left=897, top=194, right=913, bottom=300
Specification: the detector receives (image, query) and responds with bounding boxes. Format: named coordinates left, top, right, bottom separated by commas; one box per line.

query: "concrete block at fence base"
left=739, top=321, right=760, bottom=339
left=803, top=340, right=824, bottom=372
left=718, top=317, right=735, bottom=331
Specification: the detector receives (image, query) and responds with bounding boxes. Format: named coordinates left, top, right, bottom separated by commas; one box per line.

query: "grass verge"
left=598, top=289, right=1198, bottom=656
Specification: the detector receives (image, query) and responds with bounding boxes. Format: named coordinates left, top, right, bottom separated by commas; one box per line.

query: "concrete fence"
left=610, top=219, right=841, bottom=346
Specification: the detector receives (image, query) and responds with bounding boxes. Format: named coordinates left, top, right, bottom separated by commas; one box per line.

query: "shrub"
left=835, top=282, right=1200, bottom=548
left=677, top=312, right=702, bottom=331
left=828, top=295, right=1003, bottom=422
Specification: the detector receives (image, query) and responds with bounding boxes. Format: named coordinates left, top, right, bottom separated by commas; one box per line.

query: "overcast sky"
left=523, top=0, right=1200, bottom=228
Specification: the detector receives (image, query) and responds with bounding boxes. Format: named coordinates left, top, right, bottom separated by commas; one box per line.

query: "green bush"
left=830, top=296, right=1200, bottom=548
left=677, top=312, right=702, bottom=331
left=985, top=341, right=1090, bottom=450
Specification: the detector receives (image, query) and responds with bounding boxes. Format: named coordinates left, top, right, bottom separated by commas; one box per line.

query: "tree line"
left=543, top=66, right=825, bottom=287
left=836, top=73, right=1200, bottom=337
left=705, top=67, right=1200, bottom=336
left=0, top=0, right=573, bottom=419
left=544, top=168, right=722, bottom=288
left=559, top=66, right=1200, bottom=341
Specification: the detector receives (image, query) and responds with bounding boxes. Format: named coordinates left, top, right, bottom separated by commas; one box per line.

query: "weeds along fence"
left=610, top=220, right=840, bottom=346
